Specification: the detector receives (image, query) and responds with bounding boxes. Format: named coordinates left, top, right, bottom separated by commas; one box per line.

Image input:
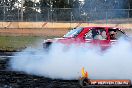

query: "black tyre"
left=43, top=42, right=52, bottom=51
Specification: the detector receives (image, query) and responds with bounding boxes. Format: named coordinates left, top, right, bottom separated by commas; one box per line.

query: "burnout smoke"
left=9, top=38, right=132, bottom=80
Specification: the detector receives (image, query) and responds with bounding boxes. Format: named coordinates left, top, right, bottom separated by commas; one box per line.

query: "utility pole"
left=50, top=0, right=53, bottom=21
left=128, top=0, right=130, bottom=9
left=128, top=0, right=130, bottom=18
left=3, top=0, right=8, bottom=21
left=21, top=0, right=24, bottom=21
left=68, top=0, right=69, bottom=4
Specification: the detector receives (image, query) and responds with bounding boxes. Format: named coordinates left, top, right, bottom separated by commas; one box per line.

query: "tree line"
left=0, top=0, right=131, bottom=21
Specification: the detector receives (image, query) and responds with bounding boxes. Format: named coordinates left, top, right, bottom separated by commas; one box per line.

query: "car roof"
left=82, top=26, right=126, bottom=31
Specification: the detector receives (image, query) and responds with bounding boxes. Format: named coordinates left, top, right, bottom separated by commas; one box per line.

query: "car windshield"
left=108, top=28, right=127, bottom=40
left=63, top=27, right=83, bottom=38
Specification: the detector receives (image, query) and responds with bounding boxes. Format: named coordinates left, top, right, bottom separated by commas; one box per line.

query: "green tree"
left=81, top=0, right=129, bottom=21
left=40, top=0, right=80, bottom=21
left=23, top=0, right=41, bottom=21
left=0, top=0, right=17, bottom=21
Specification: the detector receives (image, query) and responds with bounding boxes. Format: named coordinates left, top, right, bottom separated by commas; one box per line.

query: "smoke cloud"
left=9, top=38, right=132, bottom=80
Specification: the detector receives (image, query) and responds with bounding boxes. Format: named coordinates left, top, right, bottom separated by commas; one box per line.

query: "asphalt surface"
left=0, top=52, right=80, bottom=88
left=0, top=52, right=131, bottom=88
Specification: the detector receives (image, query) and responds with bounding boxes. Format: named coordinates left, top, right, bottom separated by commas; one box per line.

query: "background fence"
left=0, top=6, right=132, bottom=24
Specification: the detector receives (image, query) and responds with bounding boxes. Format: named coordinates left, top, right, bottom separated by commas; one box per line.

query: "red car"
left=43, top=27, right=128, bottom=50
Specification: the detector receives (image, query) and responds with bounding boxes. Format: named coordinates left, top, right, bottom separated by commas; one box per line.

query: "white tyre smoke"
left=9, top=38, right=132, bottom=80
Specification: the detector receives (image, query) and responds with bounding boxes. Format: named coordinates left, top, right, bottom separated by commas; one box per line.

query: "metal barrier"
left=0, top=6, right=132, bottom=24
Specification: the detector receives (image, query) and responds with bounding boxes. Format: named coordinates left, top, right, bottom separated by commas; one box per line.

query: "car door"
left=108, top=28, right=127, bottom=45
left=84, top=27, right=110, bottom=50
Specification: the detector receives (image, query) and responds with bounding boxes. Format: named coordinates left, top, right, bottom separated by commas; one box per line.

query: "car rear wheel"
left=43, top=42, right=52, bottom=51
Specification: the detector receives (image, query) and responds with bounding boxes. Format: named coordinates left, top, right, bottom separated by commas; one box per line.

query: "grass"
left=0, top=36, right=58, bottom=51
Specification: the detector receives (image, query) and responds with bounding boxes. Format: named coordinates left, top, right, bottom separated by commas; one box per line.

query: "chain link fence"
left=0, top=6, right=132, bottom=24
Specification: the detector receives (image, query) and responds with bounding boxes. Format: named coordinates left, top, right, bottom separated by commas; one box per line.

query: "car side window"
left=109, top=29, right=125, bottom=40
left=85, top=28, right=107, bottom=40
